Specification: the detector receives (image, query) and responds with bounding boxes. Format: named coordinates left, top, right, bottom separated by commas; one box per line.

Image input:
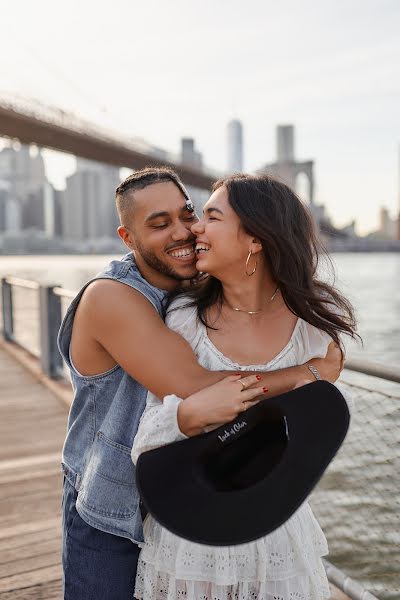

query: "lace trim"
left=138, top=503, right=328, bottom=585
left=134, top=560, right=331, bottom=600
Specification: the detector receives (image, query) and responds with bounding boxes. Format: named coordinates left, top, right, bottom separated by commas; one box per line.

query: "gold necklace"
left=225, top=286, right=280, bottom=315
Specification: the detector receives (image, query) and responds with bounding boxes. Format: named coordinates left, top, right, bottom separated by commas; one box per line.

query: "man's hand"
left=307, top=341, right=344, bottom=383
left=236, top=341, right=343, bottom=400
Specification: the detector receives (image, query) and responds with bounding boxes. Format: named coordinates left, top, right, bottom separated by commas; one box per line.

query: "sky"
left=0, top=0, right=399, bottom=234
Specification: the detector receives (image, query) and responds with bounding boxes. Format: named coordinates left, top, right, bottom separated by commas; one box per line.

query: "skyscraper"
left=181, top=138, right=203, bottom=169
left=276, top=125, right=295, bottom=163
left=227, top=119, right=243, bottom=173
left=180, top=138, right=207, bottom=214
left=0, top=144, right=47, bottom=232
left=62, top=159, right=120, bottom=241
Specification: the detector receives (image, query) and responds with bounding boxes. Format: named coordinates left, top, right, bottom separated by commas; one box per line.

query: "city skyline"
left=0, top=0, right=399, bottom=234
left=0, top=139, right=397, bottom=253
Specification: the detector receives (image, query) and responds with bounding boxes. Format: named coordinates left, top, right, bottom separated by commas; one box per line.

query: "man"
left=59, top=167, right=342, bottom=599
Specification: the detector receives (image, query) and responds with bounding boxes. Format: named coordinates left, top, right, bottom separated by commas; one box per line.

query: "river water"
left=0, top=252, right=399, bottom=599
left=1, top=252, right=399, bottom=366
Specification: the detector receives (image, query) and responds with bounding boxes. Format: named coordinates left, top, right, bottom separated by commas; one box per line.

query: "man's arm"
left=81, top=280, right=221, bottom=398
left=82, top=279, right=342, bottom=400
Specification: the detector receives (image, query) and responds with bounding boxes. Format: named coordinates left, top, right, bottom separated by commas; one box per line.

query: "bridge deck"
left=0, top=346, right=65, bottom=599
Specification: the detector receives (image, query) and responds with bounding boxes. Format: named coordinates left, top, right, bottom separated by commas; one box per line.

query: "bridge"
left=0, top=92, right=217, bottom=190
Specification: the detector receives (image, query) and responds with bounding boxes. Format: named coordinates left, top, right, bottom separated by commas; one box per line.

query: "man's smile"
left=166, top=244, right=196, bottom=261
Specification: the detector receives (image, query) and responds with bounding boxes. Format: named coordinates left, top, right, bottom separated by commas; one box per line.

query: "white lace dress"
left=132, top=299, right=352, bottom=600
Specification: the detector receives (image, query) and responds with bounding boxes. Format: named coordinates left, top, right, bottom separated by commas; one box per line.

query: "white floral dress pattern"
left=132, top=298, right=352, bottom=600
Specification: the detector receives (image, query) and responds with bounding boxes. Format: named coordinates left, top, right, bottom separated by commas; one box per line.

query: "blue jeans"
left=62, top=477, right=141, bottom=599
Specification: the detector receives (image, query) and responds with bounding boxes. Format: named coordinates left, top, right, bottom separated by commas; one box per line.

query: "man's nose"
left=171, top=220, right=193, bottom=241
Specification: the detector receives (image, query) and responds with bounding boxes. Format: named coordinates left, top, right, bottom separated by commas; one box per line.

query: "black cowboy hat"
left=136, top=380, right=350, bottom=546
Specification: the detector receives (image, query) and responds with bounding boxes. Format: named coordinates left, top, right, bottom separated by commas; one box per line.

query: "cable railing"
left=309, top=370, right=399, bottom=600
left=0, top=276, right=398, bottom=600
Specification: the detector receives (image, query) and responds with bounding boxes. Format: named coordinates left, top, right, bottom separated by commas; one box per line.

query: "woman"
left=132, top=173, right=357, bottom=600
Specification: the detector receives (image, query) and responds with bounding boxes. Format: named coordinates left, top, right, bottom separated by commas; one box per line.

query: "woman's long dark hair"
left=171, top=173, right=359, bottom=355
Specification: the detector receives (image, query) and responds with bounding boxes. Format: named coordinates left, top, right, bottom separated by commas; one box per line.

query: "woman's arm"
left=131, top=394, right=188, bottom=464
left=131, top=373, right=266, bottom=464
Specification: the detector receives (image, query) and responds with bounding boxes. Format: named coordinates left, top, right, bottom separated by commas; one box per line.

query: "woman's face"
left=191, top=186, right=254, bottom=278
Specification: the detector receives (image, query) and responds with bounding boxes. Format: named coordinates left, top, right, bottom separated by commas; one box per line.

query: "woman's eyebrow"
left=204, top=207, right=224, bottom=215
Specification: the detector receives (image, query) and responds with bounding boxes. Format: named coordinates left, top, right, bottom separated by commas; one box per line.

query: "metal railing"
left=345, top=359, right=400, bottom=385
left=0, top=276, right=399, bottom=600
left=309, top=369, right=399, bottom=600
left=1, top=276, right=75, bottom=377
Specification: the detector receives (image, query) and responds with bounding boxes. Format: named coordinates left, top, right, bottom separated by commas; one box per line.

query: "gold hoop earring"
left=245, top=251, right=257, bottom=276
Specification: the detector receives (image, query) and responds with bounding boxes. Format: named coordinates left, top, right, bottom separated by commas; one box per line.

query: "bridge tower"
left=259, top=125, right=314, bottom=206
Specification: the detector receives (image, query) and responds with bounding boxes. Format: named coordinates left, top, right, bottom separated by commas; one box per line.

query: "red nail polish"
left=263, top=387, right=269, bottom=393
left=256, top=375, right=261, bottom=381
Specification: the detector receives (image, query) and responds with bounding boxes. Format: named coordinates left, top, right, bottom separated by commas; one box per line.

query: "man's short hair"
left=115, top=167, right=189, bottom=226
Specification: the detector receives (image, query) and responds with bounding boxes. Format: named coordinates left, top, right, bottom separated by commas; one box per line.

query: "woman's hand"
left=177, top=374, right=265, bottom=437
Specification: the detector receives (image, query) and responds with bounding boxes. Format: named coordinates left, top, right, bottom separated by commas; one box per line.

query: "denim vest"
left=57, top=253, right=167, bottom=543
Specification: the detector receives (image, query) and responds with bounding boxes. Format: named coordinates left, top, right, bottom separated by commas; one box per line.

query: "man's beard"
left=135, top=240, right=198, bottom=281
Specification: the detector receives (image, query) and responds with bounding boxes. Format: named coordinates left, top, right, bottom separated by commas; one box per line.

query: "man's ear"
left=118, top=226, right=136, bottom=251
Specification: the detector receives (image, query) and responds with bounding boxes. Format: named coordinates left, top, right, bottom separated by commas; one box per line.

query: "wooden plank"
left=0, top=537, right=60, bottom=567
left=0, top=578, right=62, bottom=600
left=0, top=473, right=62, bottom=501
left=0, top=550, right=62, bottom=579
left=0, top=453, right=61, bottom=472
left=0, top=486, right=61, bottom=515
left=0, top=496, right=62, bottom=529
left=0, top=517, right=60, bottom=541
left=0, top=526, right=59, bottom=554
left=0, top=564, right=62, bottom=593
left=0, top=445, right=63, bottom=463
left=0, top=463, right=60, bottom=486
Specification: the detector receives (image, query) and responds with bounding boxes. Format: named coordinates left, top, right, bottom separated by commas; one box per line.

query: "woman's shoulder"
left=292, top=318, right=333, bottom=362
left=165, top=295, right=197, bottom=324
left=165, top=295, right=204, bottom=349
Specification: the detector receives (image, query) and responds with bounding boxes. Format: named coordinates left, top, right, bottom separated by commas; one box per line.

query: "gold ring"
left=237, top=379, right=247, bottom=391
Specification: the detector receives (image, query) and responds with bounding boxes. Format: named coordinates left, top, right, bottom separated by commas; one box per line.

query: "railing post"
left=1, top=277, right=14, bottom=341
left=39, top=284, right=63, bottom=378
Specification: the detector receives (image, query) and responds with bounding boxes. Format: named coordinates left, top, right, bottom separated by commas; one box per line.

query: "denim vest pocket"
left=79, top=431, right=138, bottom=519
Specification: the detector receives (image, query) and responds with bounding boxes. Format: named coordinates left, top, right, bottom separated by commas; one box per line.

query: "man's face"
left=118, top=181, right=199, bottom=289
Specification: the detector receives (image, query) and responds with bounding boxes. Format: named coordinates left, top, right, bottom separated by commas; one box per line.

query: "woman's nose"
left=191, top=218, right=204, bottom=235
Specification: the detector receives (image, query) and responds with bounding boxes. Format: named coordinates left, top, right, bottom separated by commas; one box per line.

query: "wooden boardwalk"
left=0, top=346, right=67, bottom=599
left=0, top=344, right=347, bottom=600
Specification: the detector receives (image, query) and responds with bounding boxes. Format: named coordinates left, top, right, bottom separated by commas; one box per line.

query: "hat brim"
left=136, top=380, right=350, bottom=546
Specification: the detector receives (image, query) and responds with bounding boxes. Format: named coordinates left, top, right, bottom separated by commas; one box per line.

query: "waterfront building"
left=180, top=138, right=208, bottom=214
left=181, top=138, right=203, bottom=169
left=0, top=184, right=8, bottom=233
left=62, top=158, right=120, bottom=242
left=0, top=144, right=47, bottom=232
left=227, top=119, right=243, bottom=173
left=377, top=206, right=397, bottom=239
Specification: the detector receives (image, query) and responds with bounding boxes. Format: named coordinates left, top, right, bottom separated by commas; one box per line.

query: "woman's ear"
left=249, top=238, right=263, bottom=255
